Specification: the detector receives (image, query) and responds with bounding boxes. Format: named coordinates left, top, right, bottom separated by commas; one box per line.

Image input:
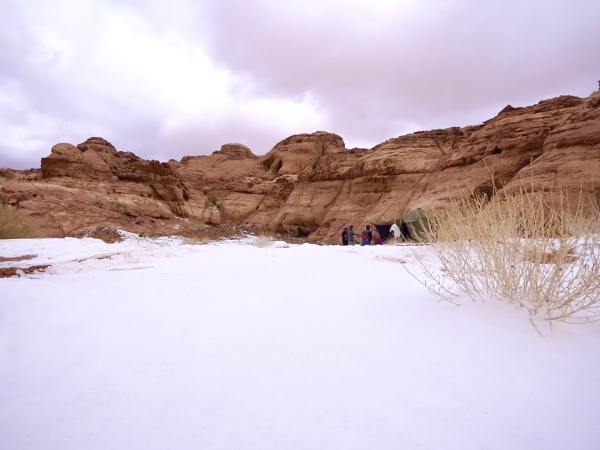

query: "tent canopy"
left=374, top=208, right=429, bottom=242
left=401, top=208, right=427, bottom=224
left=400, top=208, right=429, bottom=241
left=373, top=223, right=392, bottom=242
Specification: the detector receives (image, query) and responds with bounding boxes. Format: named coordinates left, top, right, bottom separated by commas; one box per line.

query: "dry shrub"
left=412, top=189, right=600, bottom=323
left=254, top=230, right=274, bottom=248
left=0, top=206, right=36, bottom=239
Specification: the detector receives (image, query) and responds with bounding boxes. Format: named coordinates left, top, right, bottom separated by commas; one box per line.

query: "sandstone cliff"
left=1, top=90, right=598, bottom=243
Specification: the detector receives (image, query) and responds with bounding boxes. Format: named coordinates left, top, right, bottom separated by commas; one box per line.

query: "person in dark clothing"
left=361, top=225, right=372, bottom=246
left=341, top=227, right=349, bottom=246
left=348, top=225, right=357, bottom=245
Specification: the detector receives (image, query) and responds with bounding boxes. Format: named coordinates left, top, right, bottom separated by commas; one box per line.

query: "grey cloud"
left=201, top=0, right=600, bottom=145
left=0, top=151, right=38, bottom=171
left=1, top=0, right=599, bottom=170
left=0, top=0, right=296, bottom=169
left=137, top=115, right=300, bottom=162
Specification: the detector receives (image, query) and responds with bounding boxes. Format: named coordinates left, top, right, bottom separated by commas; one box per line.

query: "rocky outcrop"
left=2, top=90, right=599, bottom=243
left=5, top=137, right=209, bottom=237
left=502, top=91, right=600, bottom=207
left=411, top=95, right=587, bottom=211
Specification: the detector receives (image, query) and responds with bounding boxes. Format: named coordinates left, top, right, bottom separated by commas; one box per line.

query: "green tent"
left=400, top=208, right=429, bottom=241
left=374, top=208, right=429, bottom=242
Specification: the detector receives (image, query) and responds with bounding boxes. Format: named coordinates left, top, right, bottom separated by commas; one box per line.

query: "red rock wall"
left=2, top=91, right=599, bottom=242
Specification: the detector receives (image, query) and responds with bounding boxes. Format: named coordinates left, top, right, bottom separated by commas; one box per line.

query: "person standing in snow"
left=390, top=222, right=401, bottom=240
left=348, top=225, right=357, bottom=245
left=341, top=227, right=349, bottom=246
left=361, top=225, right=372, bottom=246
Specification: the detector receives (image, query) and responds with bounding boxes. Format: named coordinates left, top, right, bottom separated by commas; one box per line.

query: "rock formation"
left=1, top=89, right=599, bottom=243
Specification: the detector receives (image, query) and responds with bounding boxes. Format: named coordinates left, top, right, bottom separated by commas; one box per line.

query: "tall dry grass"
left=254, top=231, right=274, bottom=248
left=412, top=188, right=600, bottom=323
left=0, top=206, right=36, bottom=239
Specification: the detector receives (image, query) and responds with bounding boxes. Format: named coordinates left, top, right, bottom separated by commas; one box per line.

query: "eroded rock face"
left=6, top=137, right=209, bottom=237
left=411, top=94, right=586, bottom=211
left=2, top=90, right=599, bottom=243
left=502, top=91, right=600, bottom=208
left=258, top=132, right=346, bottom=178
left=41, top=143, right=91, bottom=178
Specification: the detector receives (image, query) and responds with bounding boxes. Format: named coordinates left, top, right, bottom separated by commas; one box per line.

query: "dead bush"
left=0, top=206, right=37, bottom=239
left=410, top=189, right=600, bottom=323
left=254, top=230, right=274, bottom=248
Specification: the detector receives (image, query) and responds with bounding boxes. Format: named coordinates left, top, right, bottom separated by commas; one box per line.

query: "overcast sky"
left=1, top=0, right=599, bottom=169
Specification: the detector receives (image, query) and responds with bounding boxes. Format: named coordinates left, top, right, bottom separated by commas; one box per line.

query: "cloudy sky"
left=1, top=0, right=599, bottom=169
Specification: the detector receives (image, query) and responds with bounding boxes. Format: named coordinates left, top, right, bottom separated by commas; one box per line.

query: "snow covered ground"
left=1, top=235, right=599, bottom=450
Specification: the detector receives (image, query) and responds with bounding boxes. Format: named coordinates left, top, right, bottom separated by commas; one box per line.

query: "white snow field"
left=1, top=236, right=600, bottom=450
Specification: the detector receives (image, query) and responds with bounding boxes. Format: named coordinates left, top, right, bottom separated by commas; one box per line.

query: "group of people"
left=341, top=225, right=372, bottom=246
left=341, top=222, right=402, bottom=246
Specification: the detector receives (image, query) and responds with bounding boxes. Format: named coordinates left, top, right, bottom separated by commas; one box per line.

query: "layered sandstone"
left=3, top=138, right=209, bottom=237
left=1, top=89, right=598, bottom=243
left=502, top=91, right=600, bottom=206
